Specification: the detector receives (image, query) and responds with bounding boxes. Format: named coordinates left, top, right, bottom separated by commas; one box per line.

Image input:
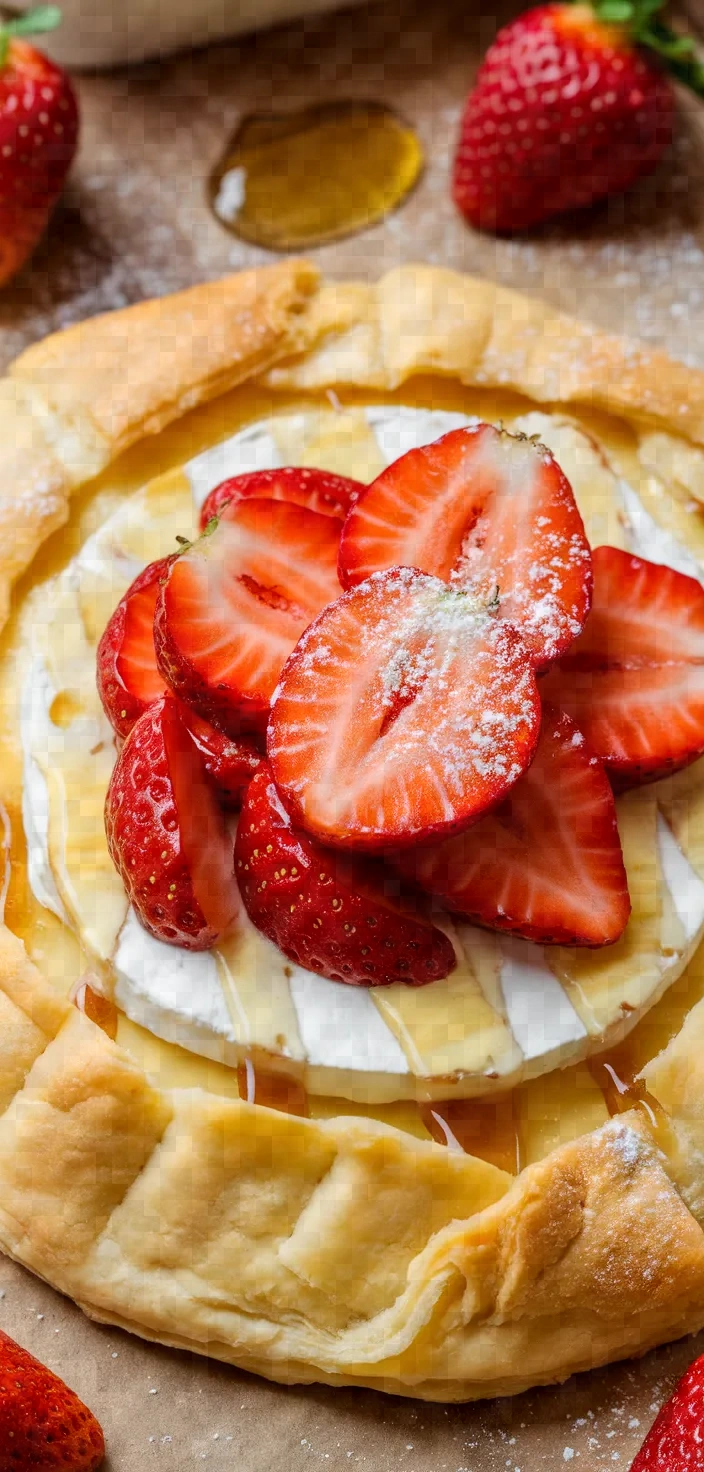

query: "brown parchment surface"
left=3, top=0, right=704, bottom=1464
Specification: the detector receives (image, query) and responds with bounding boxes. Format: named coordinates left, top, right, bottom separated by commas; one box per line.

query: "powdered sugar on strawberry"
left=268, top=568, right=542, bottom=849
left=338, top=424, right=592, bottom=671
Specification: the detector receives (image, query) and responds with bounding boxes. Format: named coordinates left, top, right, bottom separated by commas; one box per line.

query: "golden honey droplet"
left=209, top=100, right=424, bottom=251
left=49, top=689, right=84, bottom=729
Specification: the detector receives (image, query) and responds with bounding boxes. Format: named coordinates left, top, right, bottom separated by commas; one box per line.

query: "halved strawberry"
left=183, top=705, right=262, bottom=807
left=268, top=567, right=542, bottom=850
left=338, top=423, right=592, bottom=669
left=105, top=695, right=239, bottom=949
left=541, top=546, right=704, bottom=786
left=235, top=762, right=456, bottom=986
left=155, top=498, right=342, bottom=736
left=397, top=705, right=630, bottom=946
left=199, top=466, right=363, bottom=530
left=97, top=555, right=172, bottom=738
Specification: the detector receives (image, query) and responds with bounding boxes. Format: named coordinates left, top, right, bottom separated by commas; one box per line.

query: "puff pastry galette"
left=4, top=259, right=704, bottom=1402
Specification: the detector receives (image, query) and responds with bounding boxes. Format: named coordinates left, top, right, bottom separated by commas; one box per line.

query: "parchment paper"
left=3, top=0, right=704, bottom=1463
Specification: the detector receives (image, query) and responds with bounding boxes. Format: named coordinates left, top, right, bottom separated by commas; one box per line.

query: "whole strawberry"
left=453, top=0, right=703, bottom=233
left=0, top=6, right=79, bottom=286
left=630, top=1350, right=704, bottom=1468
left=0, top=1327, right=104, bottom=1471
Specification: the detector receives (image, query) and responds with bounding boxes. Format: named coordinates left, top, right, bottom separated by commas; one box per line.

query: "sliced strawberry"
left=105, top=695, right=239, bottom=949
left=397, top=705, right=630, bottom=946
left=155, top=498, right=342, bottom=736
left=542, top=546, right=704, bottom=786
left=182, top=705, right=262, bottom=807
left=338, top=423, right=592, bottom=669
left=268, top=567, right=542, bottom=850
left=235, top=762, right=456, bottom=986
left=199, top=466, right=363, bottom=530
left=97, top=556, right=173, bottom=738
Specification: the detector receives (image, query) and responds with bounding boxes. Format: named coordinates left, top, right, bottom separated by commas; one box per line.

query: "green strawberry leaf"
left=598, top=1, right=634, bottom=21
left=0, top=5, right=62, bottom=67
left=589, top=0, right=704, bottom=97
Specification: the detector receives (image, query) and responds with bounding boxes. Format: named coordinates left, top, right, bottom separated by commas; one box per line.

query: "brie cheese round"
left=19, top=403, right=704, bottom=1102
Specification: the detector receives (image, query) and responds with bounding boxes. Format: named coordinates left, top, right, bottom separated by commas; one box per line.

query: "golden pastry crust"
left=4, top=261, right=704, bottom=1400
left=266, top=267, right=704, bottom=441
left=0, top=259, right=320, bottom=625
left=1, top=953, right=704, bottom=1400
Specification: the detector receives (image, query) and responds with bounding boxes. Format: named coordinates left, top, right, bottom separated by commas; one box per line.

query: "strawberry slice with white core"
left=97, top=555, right=172, bottom=738
left=235, top=762, right=456, bottom=986
left=541, top=546, right=704, bottom=786
left=199, top=466, right=363, bottom=531
left=268, top=567, right=542, bottom=850
left=105, top=695, right=240, bottom=949
left=338, top=423, right=592, bottom=669
left=397, top=705, right=630, bottom=946
left=155, top=497, right=342, bottom=736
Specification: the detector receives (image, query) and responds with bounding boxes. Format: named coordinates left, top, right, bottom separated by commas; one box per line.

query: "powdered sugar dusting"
left=269, top=567, right=541, bottom=843
left=443, top=427, right=592, bottom=668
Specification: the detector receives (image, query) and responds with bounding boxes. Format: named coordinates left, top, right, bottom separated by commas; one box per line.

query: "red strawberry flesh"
left=105, top=695, right=239, bottom=948
left=541, top=546, right=704, bottom=786
left=199, top=465, right=363, bottom=530
left=236, top=762, right=456, bottom=986
left=0, top=1327, right=104, bottom=1472
left=155, top=497, right=342, bottom=735
left=268, top=567, right=542, bottom=850
left=97, top=555, right=172, bottom=738
left=397, top=704, right=630, bottom=946
left=630, top=1351, right=704, bottom=1469
left=338, top=423, right=592, bottom=669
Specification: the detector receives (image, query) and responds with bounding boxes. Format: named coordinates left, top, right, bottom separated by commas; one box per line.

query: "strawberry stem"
left=590, top=0, right=704, bottom=96
left=0, top=5, right=62, bottom=68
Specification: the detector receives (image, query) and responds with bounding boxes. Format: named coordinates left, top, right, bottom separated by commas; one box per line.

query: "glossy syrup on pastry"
left=71, top=976, right=119, bottom=1041
left=236, top=1053, right=309, bottom=1117
left=208, top=101, right=424, bottom=250
left=421, top=1094, right=523, bottom=1174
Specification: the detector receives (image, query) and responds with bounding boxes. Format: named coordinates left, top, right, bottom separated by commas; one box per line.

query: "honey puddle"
left=209, top=101, right=424, bottom=250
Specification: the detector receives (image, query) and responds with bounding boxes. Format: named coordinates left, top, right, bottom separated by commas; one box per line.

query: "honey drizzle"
left=70, top=975, right=118, bottom=1041
left=421, top=1094, right=522, bottom=1174
left=234, top=1059, right=523, bottom=1170
left=587, top=1047, right=670, bottom=1148
left=236, top=1053, right=308, bottom=1117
